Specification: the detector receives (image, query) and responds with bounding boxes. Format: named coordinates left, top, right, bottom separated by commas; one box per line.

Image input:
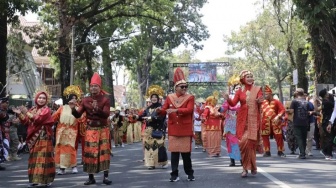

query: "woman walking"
left=201, top=91, right=223, bottom=157
left=222, top=76, right=241, bottom=166
left=13, top=91, right=55, bottom=187
left=52, top=85, right=82, bottom=175
left=137, top=85, right=168, bottom=169
left=223, top=70, right=263, bottom=177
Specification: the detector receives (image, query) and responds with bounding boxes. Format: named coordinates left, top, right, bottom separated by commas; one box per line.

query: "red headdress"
left=173, top=67, right=187, bottom=87
left=90, top=72, right=109, bottom=95
left=264, top=85, right=272, bottom=94
left=90, top=72, right=102, bottom=87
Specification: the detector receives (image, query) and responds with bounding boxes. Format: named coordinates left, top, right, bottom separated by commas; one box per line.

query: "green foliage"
left=2, top=0, right=40, bottom=23
left=224, top=1, right=310, bottom=100
left=291, top=0, right=336, bottom=84
left=7, top=27, right=28, bottom=74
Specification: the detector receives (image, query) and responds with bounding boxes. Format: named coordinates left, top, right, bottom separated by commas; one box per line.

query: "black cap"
left=319, top=88, right=327, bottom=98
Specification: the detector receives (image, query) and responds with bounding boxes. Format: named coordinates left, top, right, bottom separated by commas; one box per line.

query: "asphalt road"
left=0, top=139, right=335, bottom=188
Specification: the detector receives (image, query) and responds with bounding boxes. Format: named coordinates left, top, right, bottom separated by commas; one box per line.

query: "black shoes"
left=84, top=178, right=111, bottom=185
left=84, top=179, right=96, bottom=185
left=187, top=175, right=195, bottom=181
left=0, top=165, right=5, bottom=170
left=103, top=178, right=112, bottom=185
left=277, top=151, right=286, bottom=157
left=229, top=158, right=235, bottom=166
left=263, top=151, right=271, bottom=157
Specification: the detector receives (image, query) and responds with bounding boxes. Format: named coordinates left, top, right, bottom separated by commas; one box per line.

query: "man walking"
left=288, top=88, right=313, bottom=159
left=261, top=85, right=286, bottom=157
left=70, top=72, right=112, bottom=185
left=157, top=67, right=195, bottom=182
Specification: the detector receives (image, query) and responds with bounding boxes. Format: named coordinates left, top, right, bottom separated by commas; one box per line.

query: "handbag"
left=158, top=146, right=168, bottom=162
left=151, top=129, right=163, bottom=139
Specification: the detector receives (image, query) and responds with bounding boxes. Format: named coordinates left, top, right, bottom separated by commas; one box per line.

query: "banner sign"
left=187, top=82, right=227, bottom=86
left=172, top=62, right=230, bottom=83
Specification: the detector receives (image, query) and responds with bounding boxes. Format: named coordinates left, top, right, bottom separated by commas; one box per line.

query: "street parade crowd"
left=1, top=69, right=336, bottom=187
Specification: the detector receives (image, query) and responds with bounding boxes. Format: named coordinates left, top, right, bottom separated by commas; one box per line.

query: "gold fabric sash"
left=246, top=86, right=260, bottom=141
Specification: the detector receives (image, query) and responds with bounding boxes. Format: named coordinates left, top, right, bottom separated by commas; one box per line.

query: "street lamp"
left=70, top=26, right=75, bottom=85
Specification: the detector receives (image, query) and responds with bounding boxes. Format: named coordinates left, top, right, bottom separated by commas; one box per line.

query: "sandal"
left=251, top=170, right=257, bottom=175
left=241, top=170, right=248, bottom=178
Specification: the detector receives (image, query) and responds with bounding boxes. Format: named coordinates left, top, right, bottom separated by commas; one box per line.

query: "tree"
left=271, top=0, right=309, bottom=91
left=37, top=0, right=182, bottom=98
left=224, top=6, right=306, bottom=101
left=7, top=27, right=28, bottom=75
left=274, top=0, right=336, bottom=85
left=116, top=0, right=209, bottom=106
left=0, top=0, right=39, bottom=97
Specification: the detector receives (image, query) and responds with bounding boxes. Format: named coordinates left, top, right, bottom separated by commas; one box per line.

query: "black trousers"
left=314, top=122, right=320, bottom=149
left=321, top=123, right=335, bottom=156
left=170, top=152, right=194, bottom=177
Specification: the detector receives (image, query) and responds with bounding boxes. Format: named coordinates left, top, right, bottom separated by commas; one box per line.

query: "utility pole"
left=70, top=26, right=75, bottom=85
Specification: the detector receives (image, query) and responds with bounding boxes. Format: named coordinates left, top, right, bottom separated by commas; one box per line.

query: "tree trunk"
left=275, top=74, right=283, bottom=102
left=296, top=48, right=308, bottom=92
left=58, top=35, right=71, bottom=101
left=101, top=42, right=115, bottom=107
left=0, top=5, right=7, bottom=97
left=58, top=0, right=72, bottom=100
left=84, top=46, right=93, bottom=84
left=310, top=27, right=336, bottom=84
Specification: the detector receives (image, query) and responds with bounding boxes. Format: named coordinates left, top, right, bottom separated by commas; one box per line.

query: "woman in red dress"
left=223, top=70, right=263, bottom=178
left=13, top=91, right=55, bottom=187
left=201, top=92, right=223, bottom=157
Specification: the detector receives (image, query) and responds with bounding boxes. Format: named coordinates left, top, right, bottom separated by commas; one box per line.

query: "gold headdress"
left=228, top=74, right=241, bottom=86
left=146, top=85, right=165, bottom=98
left=63, top=85, right=82, bottom=99
left=205, top=91, right=219, bottom=106
left=239, top=70, right=253, bottom=79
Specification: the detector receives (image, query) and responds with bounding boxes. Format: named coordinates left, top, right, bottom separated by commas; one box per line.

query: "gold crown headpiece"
left=206, top=91, right=219, bottom=106
left=63, top=85, right=82, bottom=99
left=146, top=85, right=164, bottom=98
left=228, top=74, right=241, bottom=86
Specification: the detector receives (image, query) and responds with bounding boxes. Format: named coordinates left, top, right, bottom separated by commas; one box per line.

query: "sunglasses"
left=179, top=85, right=188, bottom=89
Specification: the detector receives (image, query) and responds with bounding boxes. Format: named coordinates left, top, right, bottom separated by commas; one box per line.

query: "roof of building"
left=8, top=16, right=50, bottom=68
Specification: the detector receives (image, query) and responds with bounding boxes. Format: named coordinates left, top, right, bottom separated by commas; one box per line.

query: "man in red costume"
left=260, top=85, right=286, bottom=157
left=70, top=72, right=112, bottom=185
left=157, top=67, right=195, bottom=182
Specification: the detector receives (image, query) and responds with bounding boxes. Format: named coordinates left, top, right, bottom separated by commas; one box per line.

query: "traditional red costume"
left=201, top=92, right=223, bottom=157
left=260, top=85, right=286, bottom=157
left=159, top=67, right=195, bottom=181
left=71, top=72, right=112, bottom=185
left=19, top=91, right=55, bottom=186
left=226, top=70, right=263, bottom=177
